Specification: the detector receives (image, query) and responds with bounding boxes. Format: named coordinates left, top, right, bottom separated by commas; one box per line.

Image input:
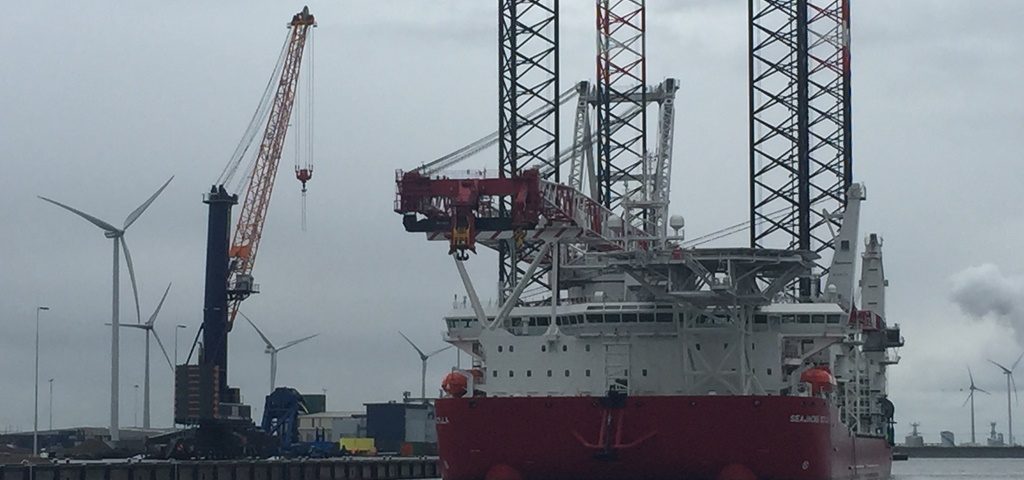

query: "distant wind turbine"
left=963, top=366, right=990, bottom=444
left=399, top=331, right=452, bottom=400
left=240, top=312, right=317, bottom=391
left=989, top=351, right=1024, bottom=446
left=39, top=176, right=172, bottom=442
left=120, top=283, right=173, bottom=429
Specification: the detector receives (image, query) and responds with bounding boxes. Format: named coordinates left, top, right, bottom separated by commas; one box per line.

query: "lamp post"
left=174, top=324, right=187, bottom=366
left=33, top=306, right=50, bottom=456
left=48, top=378, right=54, bottom=430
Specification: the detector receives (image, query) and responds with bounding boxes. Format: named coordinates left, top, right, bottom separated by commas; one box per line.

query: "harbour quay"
left=0, top=459, right=439, bottom=480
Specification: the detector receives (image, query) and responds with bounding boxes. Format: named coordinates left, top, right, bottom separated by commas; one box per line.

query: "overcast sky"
left=2, top=1, right=1023, bottom=444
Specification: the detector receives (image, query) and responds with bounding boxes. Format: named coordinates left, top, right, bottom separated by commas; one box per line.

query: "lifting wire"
left=295, top=29, right=315, bottom=231
left=217, top=35, right=290, bottom=188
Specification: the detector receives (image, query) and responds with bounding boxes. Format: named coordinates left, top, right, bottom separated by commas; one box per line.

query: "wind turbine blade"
left=239, top=311, right=274, bottom=349
left=120, top=237, right=143, bottom=324
left=962, top=392, right=972, bottom=408
left=123, top=176, right=173, bottom=229
left=151, top=330, right=174, bottom=371
left=989, top=359, right=1011, bottom=373
left=1013, top=376, right=1019, bottom=405
left=976, top=387, right=991, bottom=395
left=398, top=331, right=426, bottom=358
left=147, top=283, right=172, bottom=326
left=968, top=366, right=975, bottom=386
left=426, top=345, right=453, bottom=358
left=279, top=334, right=318, bottom=351
left=38, top=196, right=119, bottom=232
left=1012, top=351, right=1024, bottom=372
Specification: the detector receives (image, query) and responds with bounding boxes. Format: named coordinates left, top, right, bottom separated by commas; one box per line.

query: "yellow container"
left=339, top=437, right=376, bottom=455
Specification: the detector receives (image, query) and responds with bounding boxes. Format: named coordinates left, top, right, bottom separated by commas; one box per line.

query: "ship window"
left=509, top=370, right=514, bottom=377
left=526, top=370, right=532, bottom=377
left=556, top=317, right=564, bottom=326
left=463, top=320, right=473, bottom=328
left=723, top=343, right=729, bottom=350
left=798, top=315, right=811, bottom=324
left=696, top=343, right=701, bottom=351
left=446, top=319, right=456, bottom=328
left=827, top=314, right=841, bottom=324
left=841, top=239, right=850, bottom=251
left=562, top=345, right=568, bottom=352
left=769, top=315, right=780, bottom=324
left=587, top=314, right=603, bottom=323
left=564, top=370, right=570, bottom=377
left=547, top=370, right=553, bottom=377
left=656, top=304, right=673, bottom=310
left=528, top=317, right=538, bottom=327
left=537, top=317, right=550, bottom=327
left=541, top=345, right=546, bottom=352
left=754, top=314, right=768, bottom=324
left=586, top=369, right=591, bottom=377
left=622, top=313, right=638, bottom=323
left=585, top=344, right=591, bottom=352
left=656, top=313, right=673, bottom=323
left=605, top=305, right=622, bottom=310
left=812, top=314, right=826, bottom=324
left=605, top=314, right=622, bottom=323
left=509, top=345, right=515, bottom=353
left=767, top=368, right=773, bottom=376
left=782, top=315, right=796, bottom=323
left=493, top=370, right=498, bottom=378
left=498, top=346, right=503, bottom=353
left=642, top=369, right=648, bottom=377
left=752, top=343, right=756, bottom=350
left=639, top=313, right=655, bottom=323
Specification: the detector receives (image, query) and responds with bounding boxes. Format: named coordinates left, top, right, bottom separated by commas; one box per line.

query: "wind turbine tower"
left=399, top=332, right=452, bottom=400
left=121, top=283, right=174, bottom=428
left=39, top=177, right=172, bottom=442
left=241, top=312, right=318, bottom=391
left=989, top=352, right=1024, bottom=446
left=963, top=367, right=989, bottom=444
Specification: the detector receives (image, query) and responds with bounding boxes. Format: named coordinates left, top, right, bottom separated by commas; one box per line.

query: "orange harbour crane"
left=225, top=6, right=316, bottom=329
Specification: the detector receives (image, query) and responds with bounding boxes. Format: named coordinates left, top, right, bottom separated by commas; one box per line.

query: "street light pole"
left=48, top=378, right=54, bottom=430
left=33, top=306, right=50, bottom=456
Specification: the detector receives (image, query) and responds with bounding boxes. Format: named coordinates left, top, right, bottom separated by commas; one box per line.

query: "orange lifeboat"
left=800, top=367, right=836, bottom=395
left=442, top=372, right=469, bottom=398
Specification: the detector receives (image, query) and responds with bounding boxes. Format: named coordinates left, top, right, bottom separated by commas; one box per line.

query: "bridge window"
left=797, top=315, right=811, bottom=324
left=547, top=370, right=553, bottom=377
left=605, top=314, right=622, bottom=323
left=564, top=370, right=570, bottom=377
left=812, top=314, right=825, bottom=324
left=622, top=313, right=638, bottom=323
left=587, top=314, right=603, bottom=323
left=446, top=319, right=456, bottom=328
left=639, top=313, right=655, bottom=323
left=754, top=314, right=768, bottom=324
left=827, top=314, right=841, bottom=324
left=586, top=369, right=591, bottom=377
left=656, top=313, right=673, bottom=323
left=526, top=370, right=532, bottom=377
left=782, top=315, right=796, bottom=323
left=509, top=370, right=514, bottom=378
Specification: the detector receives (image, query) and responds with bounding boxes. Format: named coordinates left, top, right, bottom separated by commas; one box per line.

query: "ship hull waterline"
left=435, top=395, right=891, bottom=480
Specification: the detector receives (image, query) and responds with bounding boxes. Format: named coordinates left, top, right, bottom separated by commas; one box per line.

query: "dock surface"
left=0, top=458, right=439, bottom=480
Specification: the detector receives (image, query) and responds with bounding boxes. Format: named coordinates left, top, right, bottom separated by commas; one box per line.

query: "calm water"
left=893, top=458, right=1024, bottom=479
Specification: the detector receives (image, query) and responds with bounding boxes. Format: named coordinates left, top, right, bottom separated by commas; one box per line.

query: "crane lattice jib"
left=227, top=7, right=315, bottom=327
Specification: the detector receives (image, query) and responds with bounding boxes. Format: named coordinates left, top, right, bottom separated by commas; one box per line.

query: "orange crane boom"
left=227, top=7, right=315, bottom=328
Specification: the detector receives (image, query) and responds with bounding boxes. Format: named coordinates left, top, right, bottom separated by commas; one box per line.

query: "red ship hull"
left=435, top=395, right=891, bottom=480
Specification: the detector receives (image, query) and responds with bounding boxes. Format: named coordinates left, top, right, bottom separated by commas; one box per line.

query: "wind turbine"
left=120, top=283, right=173, bottom=429
left=240, top=312, right=318, bottom=391
left=39, top=176, right=172, bottom=442
left=399, top=331, right=452, bottom=400
left=989, top=351, right=1024, bottom=446
left=963, top=366, right=990, bottom=444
